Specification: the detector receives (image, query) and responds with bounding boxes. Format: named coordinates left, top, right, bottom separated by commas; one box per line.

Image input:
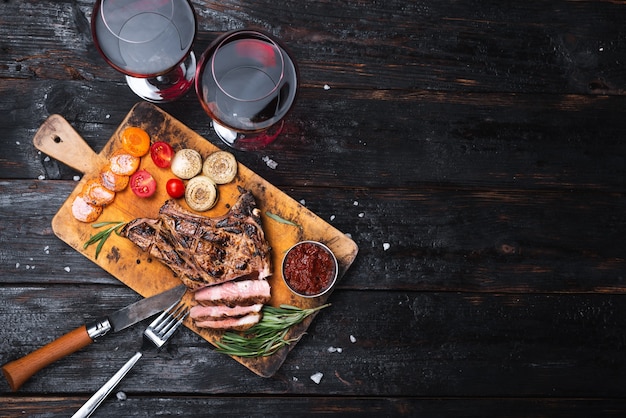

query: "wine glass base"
left=212, top=120, right=284, bottom=151
left=125, top=52, right=196, bottom=103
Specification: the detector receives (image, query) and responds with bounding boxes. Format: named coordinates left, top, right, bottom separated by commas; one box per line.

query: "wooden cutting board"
left=33, top=102, right=358, bottom=377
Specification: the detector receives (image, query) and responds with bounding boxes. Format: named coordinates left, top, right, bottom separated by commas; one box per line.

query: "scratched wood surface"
left=1, top=0, right=626, bottom=417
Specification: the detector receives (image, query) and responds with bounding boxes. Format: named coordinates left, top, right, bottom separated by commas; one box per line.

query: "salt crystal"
left=116, top=391, right=127, bottom=401
left=327, top=346, right=343, bottom=353
left=106, top=114, right=111, bottom=119
left=15, top=263, right=20, bottom=269
left=299, top=199, right=306, bottom=206
left=44, top=156, right=50, bottom=162
left=350, top=335, right=357, bottom=343
left=310, top=372, right=323, bottom=384
left=323, top=84, right=330, bottom=90
left=16, top=141, right=20, bottom=145
left=353, top=201, right=358, bottom=206
left=383, top=243, right=390, bottom=251
left=358, top=212, right=364, bottom=218
left=73, top=175, right=81, bottom=181
left=330, top=215, right=335, bottom=221
left=262, top=156, right=278, bottom=169
left=64, top=266, right=71, bottom=272
left=38, top=175, right=45, bottom=180
left=292, top=376, right=298, bottom=382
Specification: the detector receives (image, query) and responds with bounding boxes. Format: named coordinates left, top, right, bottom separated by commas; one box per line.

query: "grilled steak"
left=190, top=303, right=264, bottom=319
left=190, top=279, right=271, bottom=330
left=193, top=279, right=271, bottom=307
left=194, top=313, right=262, bottom=330
left=120, top=189, right=272, bottom=292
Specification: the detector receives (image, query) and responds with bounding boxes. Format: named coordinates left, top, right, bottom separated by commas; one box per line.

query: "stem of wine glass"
left=125, top=52, right=196, bottom=103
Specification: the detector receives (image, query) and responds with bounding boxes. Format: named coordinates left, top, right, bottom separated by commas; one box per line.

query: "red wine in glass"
left=92, top=0, right=197, bottom=103
left=196, top=30, right=298, bottom=150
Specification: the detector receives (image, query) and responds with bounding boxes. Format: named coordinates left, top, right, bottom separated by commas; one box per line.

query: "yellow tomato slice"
left=120, top=126, right=150, bottom=157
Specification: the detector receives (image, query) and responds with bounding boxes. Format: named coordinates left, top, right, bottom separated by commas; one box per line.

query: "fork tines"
left=144, top=301, right=189, bottom=348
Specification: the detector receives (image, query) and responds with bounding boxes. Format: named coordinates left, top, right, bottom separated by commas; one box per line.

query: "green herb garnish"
left=215, top=304, right=330, bottom=357
left=265, top=211, right=302, bottom=230
left=83, top=221, right=126, bottom=259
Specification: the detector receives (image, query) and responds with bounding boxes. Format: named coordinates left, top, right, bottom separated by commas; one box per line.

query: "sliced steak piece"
left=190, top=303, right=264, bottom=320
left=194, top=279, right=271, bottom=307
left=120, top=189, right=272, bottom=291
left=194, top=312, right=262, bottom=331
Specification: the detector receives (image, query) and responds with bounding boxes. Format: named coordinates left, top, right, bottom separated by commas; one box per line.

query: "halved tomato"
left=166, top=178, right=185, bottom=199
left=150, top=141, right=174, bottom=168
left=129, top=169, right=157, bottom=198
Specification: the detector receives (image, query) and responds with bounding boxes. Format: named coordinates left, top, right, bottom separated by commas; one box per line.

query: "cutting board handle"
left=33, top=114, right=106, bottom=174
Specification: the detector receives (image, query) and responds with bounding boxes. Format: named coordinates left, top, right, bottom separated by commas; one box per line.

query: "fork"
left=71, top=300, right=189, bottom=418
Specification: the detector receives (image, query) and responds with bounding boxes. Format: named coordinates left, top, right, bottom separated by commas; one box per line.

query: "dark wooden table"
left=2, top=1, right=626, bottom=416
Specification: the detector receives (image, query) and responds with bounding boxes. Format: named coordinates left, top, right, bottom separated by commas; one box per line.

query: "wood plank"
left=2, top=1, right=626, bottom=95
left=2, top=287, right=626, bottom=398
left=2, top=80, right=625, bottom=192
left=2, top=180, right=624, bottom=294
left=2, top=396, right=626, bottom=418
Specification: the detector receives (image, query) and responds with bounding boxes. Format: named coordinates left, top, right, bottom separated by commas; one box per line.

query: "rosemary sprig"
left=214, top=303, right=331, bottom=358
left=265, top=211, right=302, bottom=230
left=83, top=221, right=126, bottom=259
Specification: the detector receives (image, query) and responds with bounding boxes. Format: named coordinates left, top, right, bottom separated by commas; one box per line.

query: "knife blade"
left=1, top=284, right=186, bottom=391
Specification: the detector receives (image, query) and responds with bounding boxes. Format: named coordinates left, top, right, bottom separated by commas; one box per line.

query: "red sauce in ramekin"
left=282, top=241, right=337, bottom=297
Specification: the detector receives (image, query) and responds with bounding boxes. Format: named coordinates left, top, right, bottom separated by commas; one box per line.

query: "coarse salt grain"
left=330, top=215, right=335, bottom=221
left=358, top=212, right=364, bottom=218
left=350, top=335, right=357, bottom=343
left=38, top=175, right=45, bottom=180
left=353, top=201, right=358, bottom=206
left=327, top=346, right=343, bottom=353
left=310, top=372, right=323, bottom=384
left=383, top=243, right=390, bottom=251
left=64, top=266, right=71, bottom=272
left=262, top=156, right=278, bottom=169
left=15, top=263, right=20, bottom=269
left=299, top=199, right=306, bottom=206
left=323, top=84, right=330, bottom=90
left=73, top=175, right=81, bottom=181
left=44, top=156, right=50, bottom=162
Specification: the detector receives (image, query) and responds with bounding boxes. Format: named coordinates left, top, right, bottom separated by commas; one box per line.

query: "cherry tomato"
left=120, top=127, right=151, bottom=157
left=150, top=141, right=174, bottom=168
left=129, top=169, right=157, bottom=198
left=166, top=178, right=185, bottom=199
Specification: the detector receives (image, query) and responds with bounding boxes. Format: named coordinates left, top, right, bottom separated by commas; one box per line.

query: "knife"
left=2, top=284, right=186, bottom=391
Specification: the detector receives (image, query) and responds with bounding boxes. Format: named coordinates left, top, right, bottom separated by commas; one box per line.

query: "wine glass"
left=91, top=0, right=197, bottom=103
left=195, top=30, right=298, bottom=150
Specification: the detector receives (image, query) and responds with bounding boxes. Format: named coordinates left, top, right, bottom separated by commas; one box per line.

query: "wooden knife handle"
left=2, top=325, right=93, bottom=391
left=32, top=114, right=106, bottom=174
